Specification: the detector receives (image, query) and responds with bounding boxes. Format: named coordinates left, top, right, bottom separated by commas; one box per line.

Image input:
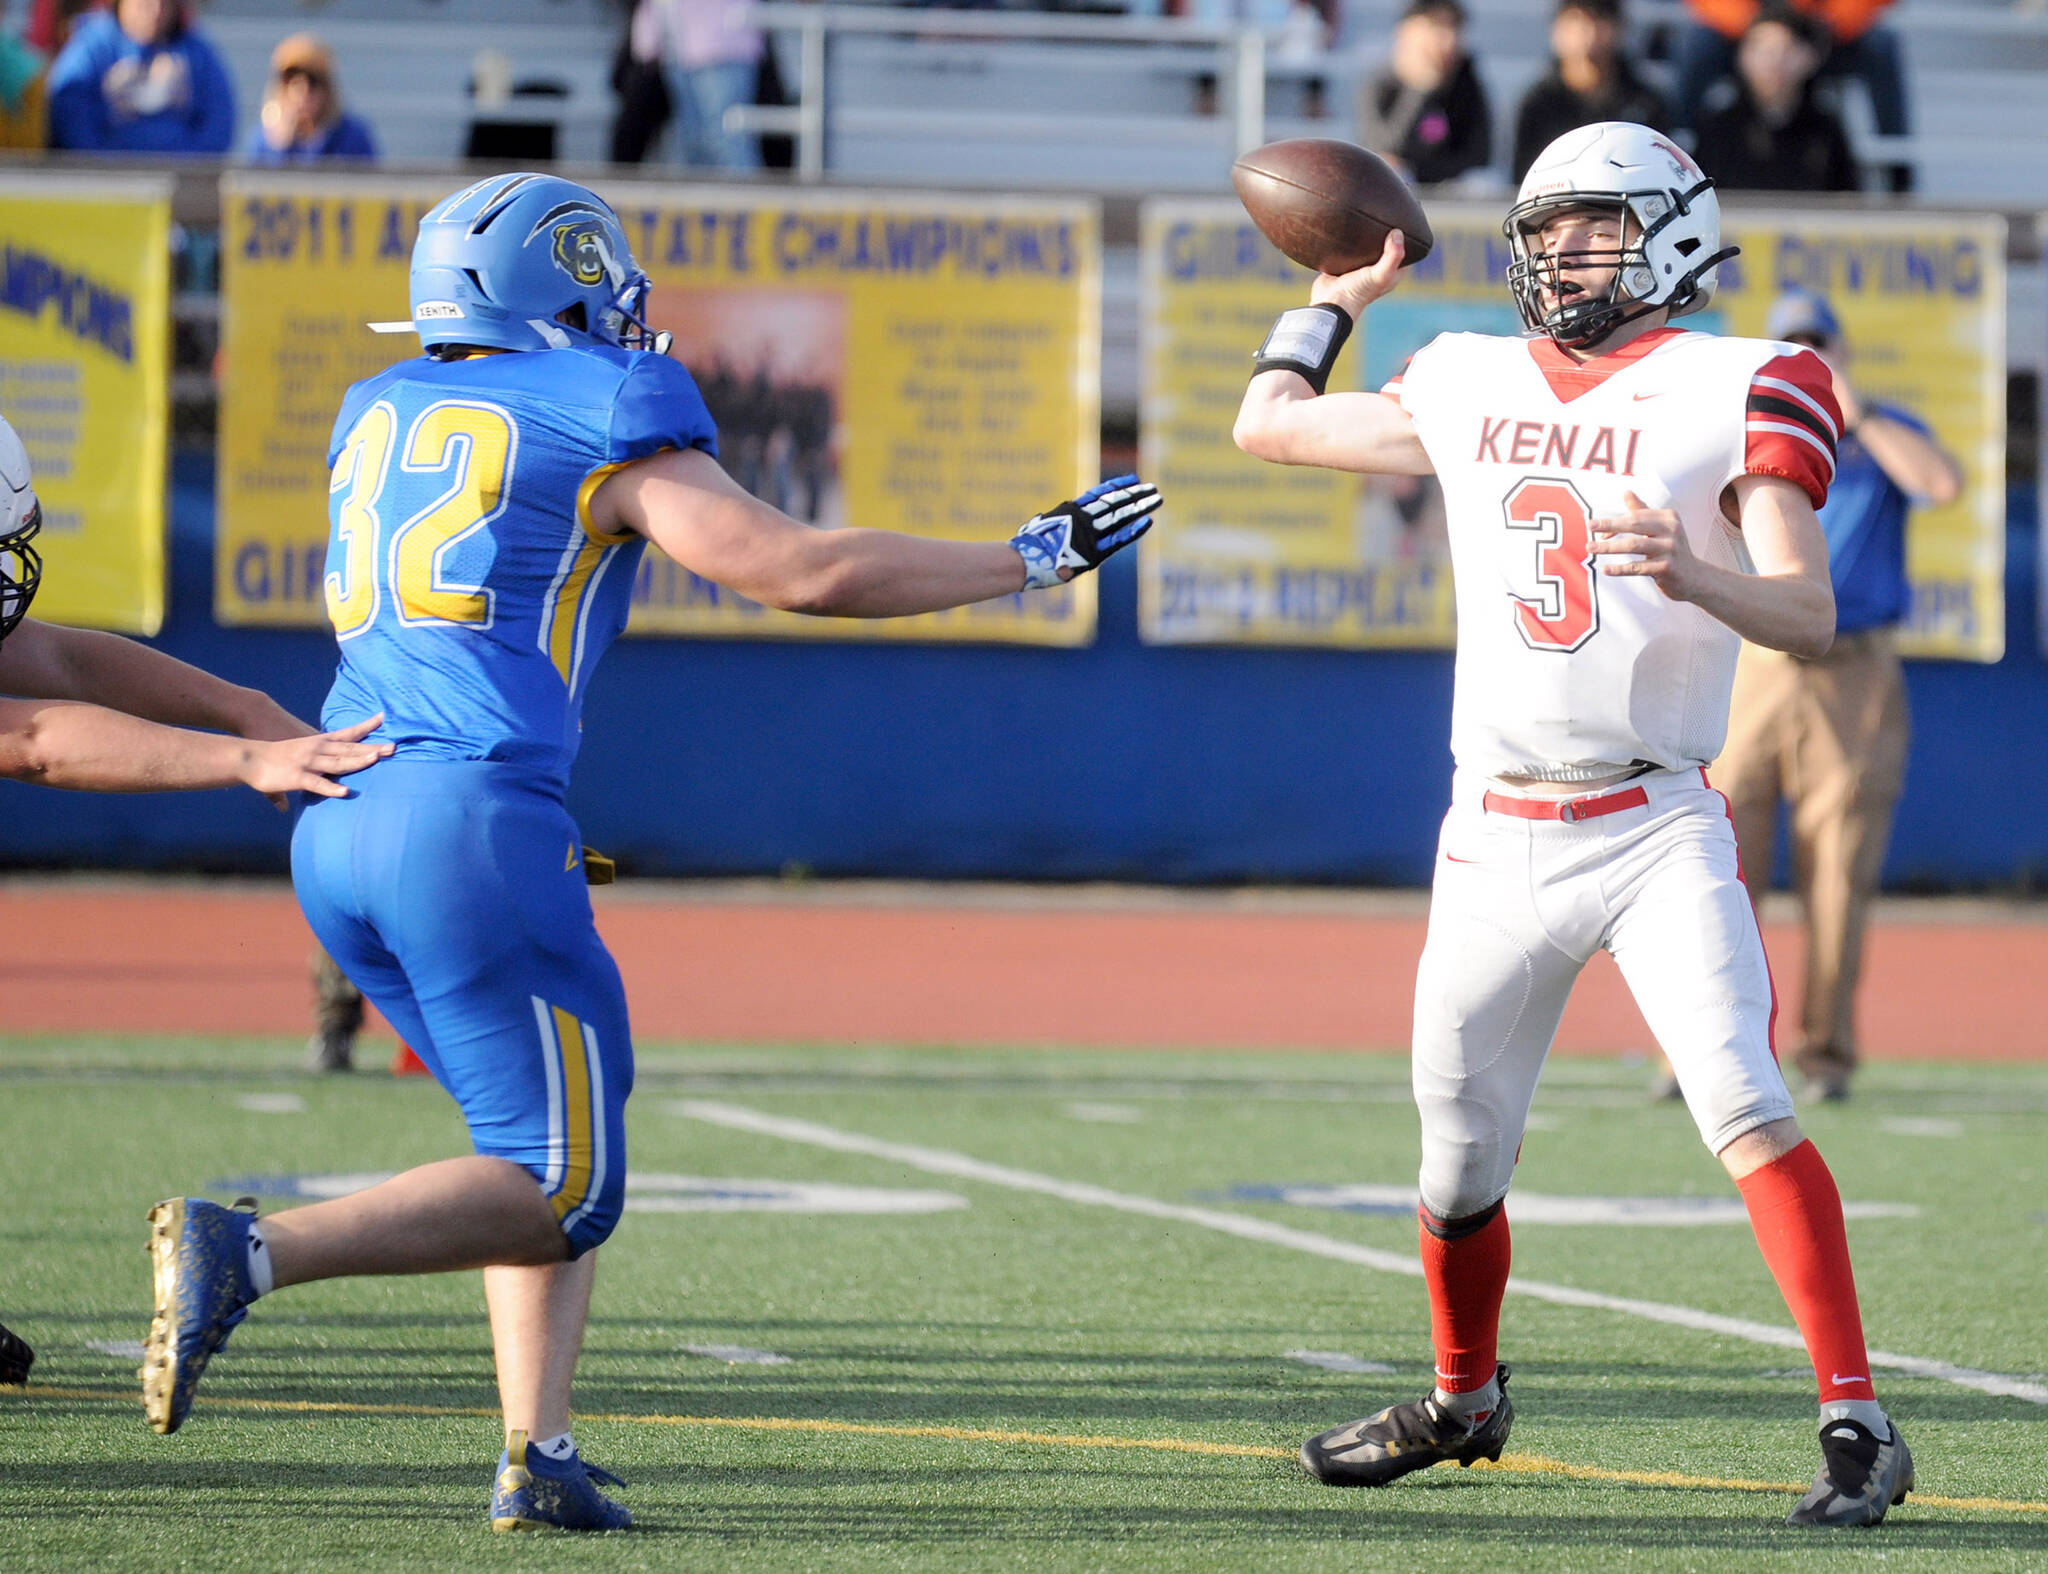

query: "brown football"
left=1231, top=139, right=1435, bottom=275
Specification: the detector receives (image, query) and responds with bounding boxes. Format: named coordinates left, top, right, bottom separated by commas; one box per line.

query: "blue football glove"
left=1010, top=474, right=1161, bottom=590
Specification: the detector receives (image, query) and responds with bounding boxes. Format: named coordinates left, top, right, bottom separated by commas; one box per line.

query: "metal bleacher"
left=196, top=0, right=2048, bottom=204
left=201, top=0, right=620, bottom=165
left=174, top=0, right=2048, bottom=417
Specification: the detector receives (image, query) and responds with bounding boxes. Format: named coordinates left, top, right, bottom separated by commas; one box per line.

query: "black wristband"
left=1252, top=303, right=1353, bottom=396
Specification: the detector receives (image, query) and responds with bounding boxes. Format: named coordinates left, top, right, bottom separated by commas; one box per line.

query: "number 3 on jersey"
left=1502, top=476, right=1599, bottom=653
left=326, top=399, right=514, bottom=639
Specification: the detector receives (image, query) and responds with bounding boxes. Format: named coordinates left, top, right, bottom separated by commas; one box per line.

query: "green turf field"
left=3, top=1037, right=2044, bottom=1570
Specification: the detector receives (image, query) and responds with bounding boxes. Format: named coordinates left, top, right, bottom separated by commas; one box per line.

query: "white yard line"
left=674, top=1100, right=2048, bottom=1407
left=683, top=1344, right=792, bottom=1366
left=1286, top=1350, right=1395, bottom=1375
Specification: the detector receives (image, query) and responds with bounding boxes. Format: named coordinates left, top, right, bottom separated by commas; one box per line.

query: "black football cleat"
left=0, top=1320, right=33, bottom=1384
left=1787, top=1417, right=1913, bottom=1527
left=1301, top=1365, right=1513, bottom=1487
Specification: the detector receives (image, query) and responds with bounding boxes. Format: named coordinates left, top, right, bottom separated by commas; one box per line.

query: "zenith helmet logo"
left=550, top=219, right=618, bottom=289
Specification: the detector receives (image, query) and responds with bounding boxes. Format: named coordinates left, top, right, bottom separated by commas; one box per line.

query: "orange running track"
left=0, top=879, right=2039, bottom=1060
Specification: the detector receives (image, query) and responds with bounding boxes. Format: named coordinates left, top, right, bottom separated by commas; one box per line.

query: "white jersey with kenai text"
left=1385, top=325, right=1840, bottom=779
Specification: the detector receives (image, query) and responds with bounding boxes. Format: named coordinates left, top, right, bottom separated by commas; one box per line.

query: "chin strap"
left=1548, top=241, right=1741, bottom=351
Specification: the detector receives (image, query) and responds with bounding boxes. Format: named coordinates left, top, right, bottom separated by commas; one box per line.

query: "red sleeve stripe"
left=1747, top=393, right=1838, bottom=450
left=1747, top=419, right=1837, bottom=479
left=1750, top=374, right=1840, bottom=440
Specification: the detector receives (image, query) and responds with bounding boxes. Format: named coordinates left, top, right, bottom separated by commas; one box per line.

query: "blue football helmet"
left=408, top=173, right=667, bottom=355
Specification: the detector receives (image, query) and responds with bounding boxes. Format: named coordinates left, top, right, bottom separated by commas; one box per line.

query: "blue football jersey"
left=318, top=346, right=716, bottom=786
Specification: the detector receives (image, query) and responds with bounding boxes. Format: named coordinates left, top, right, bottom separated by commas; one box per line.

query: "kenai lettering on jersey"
left=1474, top=417, right=1641, bottom=476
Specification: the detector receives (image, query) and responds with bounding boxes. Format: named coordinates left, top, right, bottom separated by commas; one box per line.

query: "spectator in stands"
left=651, top=0, right=761, bottom=170
left=1358, top=0, right=1491, bottom=187
left=246, top=34, right=375, bottom=165
left=1511, top=0, right=1669, bottom=182
left=47, top=0, right=234, bottom=155
left=1690, top=7, right=1858, bottom=192
left=1674, top=1, right=1909, bottom=185
left=1714, top=290, right=1961, bottom=1103
left=609, top=0, right=670, bottom=164
left=1, top=2, right=93, bottom=148
left=0, top=12, right=48, bottom=150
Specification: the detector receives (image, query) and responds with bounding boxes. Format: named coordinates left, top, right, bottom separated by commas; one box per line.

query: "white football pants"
left=1412, top=766, right=1795, bottom=1223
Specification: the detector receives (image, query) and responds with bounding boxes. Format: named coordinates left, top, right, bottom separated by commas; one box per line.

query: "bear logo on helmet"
left=550, top=220, right=616, bottom=289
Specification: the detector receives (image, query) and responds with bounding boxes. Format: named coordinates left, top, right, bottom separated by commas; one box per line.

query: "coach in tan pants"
left=1713, top=291, right=1962, bottom=1100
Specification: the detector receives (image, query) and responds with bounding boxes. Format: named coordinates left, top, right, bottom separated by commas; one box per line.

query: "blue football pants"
left=291, top=761, right=633, bottom=1256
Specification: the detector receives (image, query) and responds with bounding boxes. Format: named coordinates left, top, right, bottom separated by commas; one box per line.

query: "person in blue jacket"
left=246, top=33, right=376, bottom=164
left=47, top=0, right=233, bottom=155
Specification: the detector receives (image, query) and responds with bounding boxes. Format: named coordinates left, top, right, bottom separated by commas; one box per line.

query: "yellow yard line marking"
left=17, top=1382, right=2047, bottom=1516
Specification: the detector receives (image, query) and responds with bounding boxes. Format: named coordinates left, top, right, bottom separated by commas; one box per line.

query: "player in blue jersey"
left=141, top=172, right=1159, bottom=1532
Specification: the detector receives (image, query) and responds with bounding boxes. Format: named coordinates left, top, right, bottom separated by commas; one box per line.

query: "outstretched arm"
left=0, top=703, right=390, bottom=798
left=1233, top=230, right=1435, bottom=477
left=0, top=619, right=316, bottom=741
left=592, top=448, right=1157, bottom=618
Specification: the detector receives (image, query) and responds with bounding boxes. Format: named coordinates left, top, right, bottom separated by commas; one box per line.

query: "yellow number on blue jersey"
left=324, top=399, right=516, bottom=636
left=394, top=401, right=515, bottom=628
left=325, top=401, right=395, bottom=640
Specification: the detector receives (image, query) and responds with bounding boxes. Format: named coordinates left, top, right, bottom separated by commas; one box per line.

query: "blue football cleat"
left=491, top=1430, right=633, bottom=1532
left=141, top=1196, right=257, bottom=1434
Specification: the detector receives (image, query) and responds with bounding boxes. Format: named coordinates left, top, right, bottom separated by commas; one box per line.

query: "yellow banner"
left=217, top=175, right=1102, bottom=644
left=1138, top=200, right=1455, bottom=648
left=217, top=174, right=463, bottom=627
left=0, top=175, right=170, bottom=634
left=1140, top=200, right=2004, bottom=660
left=1715, top=206, right=2005, bottom=662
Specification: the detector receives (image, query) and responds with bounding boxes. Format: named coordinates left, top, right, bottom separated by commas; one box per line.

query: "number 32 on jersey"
left=325, top=398, right=516, bottom=638
left=1502, top=476, right=1599, bottom=653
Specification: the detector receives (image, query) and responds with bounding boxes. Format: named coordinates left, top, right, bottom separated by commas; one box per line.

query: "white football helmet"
left=0, top=415, right=41, bottom=640
left=1504, top=121, right=1736, bottom=350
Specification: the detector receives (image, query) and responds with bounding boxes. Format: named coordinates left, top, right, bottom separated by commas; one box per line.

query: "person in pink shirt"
left=651, top=0, right=761, bottom=169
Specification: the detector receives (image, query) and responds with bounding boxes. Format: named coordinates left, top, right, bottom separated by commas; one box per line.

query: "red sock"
left=1735, top=1140, right=1874, bottom=1403
left=1419, top=1203, right=1511, bottom=1394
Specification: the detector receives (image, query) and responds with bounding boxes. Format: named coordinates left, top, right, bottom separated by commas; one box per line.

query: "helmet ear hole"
left=555, top=302, right=588, bottom=332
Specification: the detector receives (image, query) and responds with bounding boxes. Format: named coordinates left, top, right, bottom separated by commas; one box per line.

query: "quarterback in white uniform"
left=1235, top=123, right=1910, bottom=1527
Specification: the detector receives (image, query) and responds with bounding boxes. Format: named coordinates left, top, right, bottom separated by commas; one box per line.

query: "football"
left=1230, top=139, right=1435, bottom=276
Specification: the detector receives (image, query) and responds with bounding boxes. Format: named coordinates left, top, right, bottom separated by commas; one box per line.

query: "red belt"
left=1482, top=784, right=1648, bottom=824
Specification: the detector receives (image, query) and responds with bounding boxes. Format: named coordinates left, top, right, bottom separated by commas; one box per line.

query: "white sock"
left=529, top=1430, right=576, bottom=1462
left=244, top=1223, right=274, bottom=1299
left=1433, top=1372, right=1500, bottom=1422
left=1821, top=1399, right=1888, bottom=1437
